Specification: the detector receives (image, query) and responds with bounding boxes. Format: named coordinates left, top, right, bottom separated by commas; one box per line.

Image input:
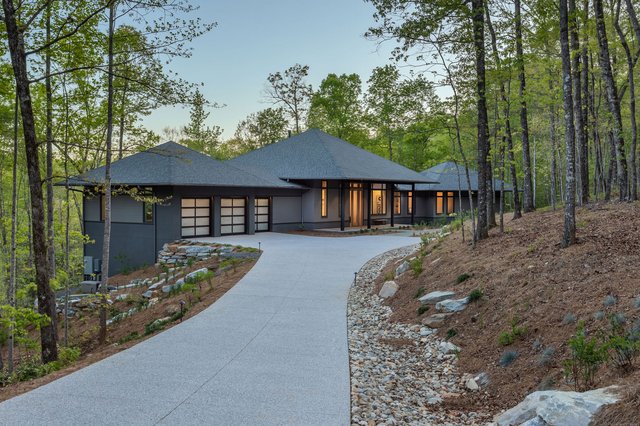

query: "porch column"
left=247, top=195, right=256, bottom=235
left=390, top=186, right=395, bottom=228
left=340, top=180, right=345, bottom=231
left=411, top=183, right=415, bottom=225
left=366, top=182, right=372, bottom=229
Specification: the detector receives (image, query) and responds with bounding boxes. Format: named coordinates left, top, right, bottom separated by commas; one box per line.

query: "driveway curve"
left=0, top=232, right=418, bottom=425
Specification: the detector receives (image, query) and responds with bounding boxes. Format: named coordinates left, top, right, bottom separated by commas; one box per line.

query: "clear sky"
left=142, top=0, right=394, bottom=139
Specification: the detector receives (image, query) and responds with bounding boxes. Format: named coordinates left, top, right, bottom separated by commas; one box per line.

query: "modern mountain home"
left=69, top=129, right=434, bottom=274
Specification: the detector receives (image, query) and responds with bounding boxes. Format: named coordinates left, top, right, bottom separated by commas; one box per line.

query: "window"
left=436, top=192, right=444, bottom=215
left=408, top=191, right=413, bottom=214
left=221, top=198, right=246, bottom=235
left=321, top=180, right=328, bottom=217
left=371, top=183, right=387, bottom=215
left=394, top=192, right=401, bottom=215
left=143, top=202, right=153, bottom=223
left=255, top=198, right=270, bottom=232
left=181, top=198, right=211, bottom=237
left=447, top=192, right=455, bottom=214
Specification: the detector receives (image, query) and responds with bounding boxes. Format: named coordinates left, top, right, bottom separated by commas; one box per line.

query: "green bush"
left=498, top=331, right=515, bottom=346
left=416, top=305, right=429, bottom=316
left=456, top=273, right=471, bottom=284
left=117, top=331, right=140, bottom=345
left=144, top=318, right=171, bottom=335
left=446, top=328, right=458, bottom=340
left=410, top=257, right=423, bottom=277
left=468, top=288, right=483, bottom=302
left=603, top=295, right=617, bottom=307
left=498, top=319, right=527, bottom=346
left=414, top=287, right=426, bottom=299
left=563, top=323, right=608, bottom=391
left=562, top=313, right=577, bottom=325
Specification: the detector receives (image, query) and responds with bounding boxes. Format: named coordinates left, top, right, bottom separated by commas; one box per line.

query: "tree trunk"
left=594, top=0, right=628, bottom=200
left=46, top=4, right=56, bottom=279
left=560, top=0, right=577, bottom=247
left=472, top=0, right=490, bottom=240
left=100, top=2, right=116, bottom=344
left=118, top=79, right=128, bottom=160
left=569, top=0, right=588, bottom=205
left=580, top=0, right=590, bottom=203
left=2, top=0, right=58, bottom=363
left=549, top=75, right=558, bottom=211
left=515, top=0, right=534, bottom=212
left=614, top=1, right=637, bottom=200
left=8, top=91, right=19, bottom=373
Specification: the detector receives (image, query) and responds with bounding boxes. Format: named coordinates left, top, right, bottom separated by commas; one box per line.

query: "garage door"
left=181, top=198, right=211, bottom=237
left=221, top=198, right=246, bottom=235
left=255, top=198, right=270, bottom=232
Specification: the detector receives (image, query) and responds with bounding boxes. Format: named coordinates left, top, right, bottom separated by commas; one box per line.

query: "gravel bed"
left=348, top=244, right=490, bottom=425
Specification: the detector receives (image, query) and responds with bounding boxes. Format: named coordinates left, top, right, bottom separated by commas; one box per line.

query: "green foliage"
left=117, top=331, right=140, bottom=345
left=593, top=311, right=605, bottom=321
left=414, top=286, right=426, bottom=299
left=6, top=346, right=80, bottom=384
left=563, top=323, right=608, bottom=391
left=446, top=328, right=458, bottom=340
left=410, top=256, right=423, bottom=277
left=144, top=318, right=171, bottom=335
left=456, top=273, right=471, bottom=284
left=500, top=350, right=518, bottom=367
left=468, top=288, right=483, bottom=302
left=498, top=318, right=527, bottom=346
left=416, top=305, right=429, bottom=316
left=537, top=347, right=556, bottom=366
left=603, top=295, right=617, bottom=307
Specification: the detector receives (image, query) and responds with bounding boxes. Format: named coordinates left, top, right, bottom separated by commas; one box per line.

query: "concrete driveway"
left=0, top=232, right=417, bottom=425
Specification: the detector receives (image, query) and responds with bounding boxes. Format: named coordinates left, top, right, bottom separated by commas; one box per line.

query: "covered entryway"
left=350, top=183, right=363, bottom=227
left=181, top=198, right=211, bottom=237
left=254, top=197, right=270, bottom=232
left=221, top=197, right=246, bottom=235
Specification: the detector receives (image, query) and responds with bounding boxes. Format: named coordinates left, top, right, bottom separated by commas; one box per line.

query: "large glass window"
left=408, top=191, right=413, bottom=214
left=394, top=192, right=401, bottom=215
left=181, top=198, right=210, bottom=237
left=321, top=180, right=328, bottom=217
left=447, top=192, right=455, bottom=214
left=371, top=183, right=387, bottom=215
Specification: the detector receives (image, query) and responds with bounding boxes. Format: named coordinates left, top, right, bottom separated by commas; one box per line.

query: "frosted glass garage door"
left=221, top=198, right=246, bottom=235
left=255, top=198, right=270, bottom=232
left=181, top=198, right=211, bottom=237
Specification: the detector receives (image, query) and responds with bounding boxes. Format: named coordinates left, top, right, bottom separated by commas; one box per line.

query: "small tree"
left=265, top=64, right=312, bottom=134
left=183, top=89, right=223, bottom=157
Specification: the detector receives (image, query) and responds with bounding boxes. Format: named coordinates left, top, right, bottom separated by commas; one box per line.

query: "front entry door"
left=350, top=183, right=363, bottom=227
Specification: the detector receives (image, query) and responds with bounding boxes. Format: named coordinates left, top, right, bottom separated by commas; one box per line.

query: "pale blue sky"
left=142, top=0, right=394, bottom=139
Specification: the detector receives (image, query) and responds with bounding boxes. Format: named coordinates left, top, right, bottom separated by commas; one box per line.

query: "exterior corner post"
left=340, top=181, right=345, bottom=231
left=366, top=182, right=372, bottom=229
left=411, top=183, right=415, bottom=226
left=390, top=185, right=395, bottom=228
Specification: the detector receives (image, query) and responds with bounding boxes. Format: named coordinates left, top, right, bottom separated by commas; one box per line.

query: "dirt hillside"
left=380, top=202, right=640, bottom=420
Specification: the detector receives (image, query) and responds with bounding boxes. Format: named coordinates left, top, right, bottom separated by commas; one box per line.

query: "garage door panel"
left=221, top=198, right=247, bottom=235
left=182, top=198, right=211, bottom=237
left=254, top=197, right=270, bottom=233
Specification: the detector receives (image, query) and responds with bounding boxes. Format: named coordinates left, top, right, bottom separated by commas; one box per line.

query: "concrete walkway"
left=0, top=232, right=417, bottom=425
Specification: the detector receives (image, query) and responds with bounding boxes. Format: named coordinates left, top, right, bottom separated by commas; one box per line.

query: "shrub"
left=410, top=257, right=423, bottom=277
left=603, top=295, right=617, bottom=307
left=498, top=319, right=527, bottom=346
left=610, top=312, right=626, bottom=327
left=468, top=288, right=483, bottom=302
left=562, top=313, right=577, bottom=325
left=144, top=318, right=171, bottom=335
left=563, top=323, right=608, bottom=391
left=500, top=350, right=518, bottom=367
left=383, top=271, right=394, bottom=282
left=446, top=328, right=458, bottom=340
left=416, top=305, right=429, bottom=316
left=498, top=331, right=515, bottom=346
left=118, top=331, right=140, bottom=345
left=414, top=287, right=426, bottom=299
left=58, top=346, right=81, bottom=366
left=537, top=347, right=556, bottom=366
left=593, top=311, right=605, bottom=321
left=456, top=273, right=471, bottom=284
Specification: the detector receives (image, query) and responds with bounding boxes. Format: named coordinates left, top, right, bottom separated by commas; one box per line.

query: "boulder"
left=436, top=297, right=470, bottom=312
left=142, top=290, right=154, bottom=299
left=421, top=313, right=453, bottom=328
left=185, top=268, right=208, bottom=281
left=378, top=281, right=399, bottom=298
left=438, top=341, right=460, bottom=355
left=419, top=291, right=456, bottom=305
left=115, top=294, right=129, bottom=302
left=496, top=386, right=620, bottom=426
left=395, top=261, right=410, bottom=277
left=466, top=373, right=489, bottom=391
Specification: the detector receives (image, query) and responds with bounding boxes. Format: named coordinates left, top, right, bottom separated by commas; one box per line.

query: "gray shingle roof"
left=65, top=141, right=303, bottom=189
left=228, top=128, right=434, bottom=183
left=397, top=161, right=512, bottom=192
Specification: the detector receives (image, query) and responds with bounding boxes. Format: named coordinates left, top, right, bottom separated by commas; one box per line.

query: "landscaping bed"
left=0, top=243, right=259, bottom=402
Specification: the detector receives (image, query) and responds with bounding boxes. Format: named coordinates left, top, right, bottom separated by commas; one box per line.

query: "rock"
left=165, top=304, right=181, bottom=316
left=115, top=294, right=129, bottom=302
left=421, top=313, right=453, bottom=327
left=395, top=261, right=410, bottom=277
left=185, top=268, right=208, bottom=281
left=142, top=290, right=153, bottom=298
left=496, top=386, right=620, bottom=426
left=436, top=297, right=470, bottom=312
left=378, top=281, right=399, bottom=298
left=466, top=378, right=480, bottom=391
left=438, top=341, right=460, bottom=355
left=419, top=291, right=456, bottom=305
left=420, top=327, right=435, bottom=336
left=147, top=281, right=163, bottom=291
left=430, top=257, right=441, bottom=266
